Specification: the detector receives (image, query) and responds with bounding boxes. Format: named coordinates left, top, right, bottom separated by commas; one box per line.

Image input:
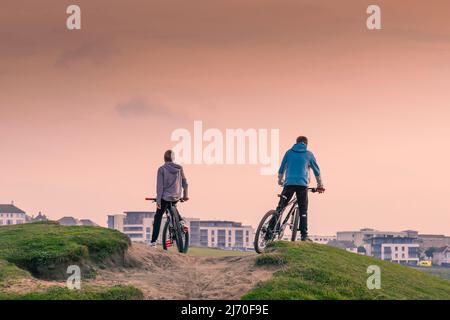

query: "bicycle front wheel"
left=254, top=210, right=278, bottom=254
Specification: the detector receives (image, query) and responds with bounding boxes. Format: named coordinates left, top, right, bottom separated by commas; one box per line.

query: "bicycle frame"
left=274, top=196, right=298, bottom=239
left=271, top=187, right=318, bottom=240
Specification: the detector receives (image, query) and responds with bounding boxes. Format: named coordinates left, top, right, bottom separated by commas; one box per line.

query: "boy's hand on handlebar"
left=156, top=202, right=161, bottom=209
left=317, top=186, right=326, bottom=193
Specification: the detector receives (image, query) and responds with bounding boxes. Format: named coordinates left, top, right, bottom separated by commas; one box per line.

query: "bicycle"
left=145, top=198, right=189, bottom=253
left=254, top=188, right=318, bottom=254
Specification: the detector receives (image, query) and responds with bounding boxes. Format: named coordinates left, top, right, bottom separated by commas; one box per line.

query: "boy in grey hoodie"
left=150, top=150, right=189, bottom=246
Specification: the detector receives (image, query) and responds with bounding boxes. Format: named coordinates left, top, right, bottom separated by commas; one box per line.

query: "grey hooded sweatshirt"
left=156, top=162, right=188, bottom=205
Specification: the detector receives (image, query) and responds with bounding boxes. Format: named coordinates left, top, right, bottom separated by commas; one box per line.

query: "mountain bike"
left=254, top=188, right=318, bottom=254
left=145, top=198, right=189, bottom=253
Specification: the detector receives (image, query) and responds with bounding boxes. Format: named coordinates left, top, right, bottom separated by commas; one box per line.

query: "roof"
left=79, top=219, right=98, bottom=226
left=419, top=234, right=447, bottom=238
left=0, top=204, right=25, bottom=214
left=328, top=240, right=357, bottom=249
left=434, top=246, right=449, bottom=253
left=57, top=216, right=80, bottom=225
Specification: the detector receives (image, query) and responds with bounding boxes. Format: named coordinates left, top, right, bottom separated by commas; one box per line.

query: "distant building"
left=336, top=229, right=418, bottom=247
left=108, top=212, right=254, bottom=250
left=418, top=234, right=450, bottom=249
left=30, top=211, right=48, bottom=222
left=432, top=246, right=450, bottom=267
left=0, top=204, right=26, bottom=226
left=327, top=240, right=358, bottom=253
left=189, top=220, right=254, bottom=250
left=108, top=212, right=159, bottom=243
left=57, top=216, right=99, bottom=226
left=79, top=219, right=98, bottom=226
left=364, top=236, right=419, bottom=265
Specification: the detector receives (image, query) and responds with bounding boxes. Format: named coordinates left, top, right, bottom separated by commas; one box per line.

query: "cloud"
left=55, top=40, right=117, bottom=68
left=115, top=98, right=178, bottom=119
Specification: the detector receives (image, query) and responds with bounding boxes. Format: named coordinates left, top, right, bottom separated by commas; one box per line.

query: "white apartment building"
left=191, top=220, right=254, bottom=250
left=337, top=228, right=419, bottom=247
left=0, top=204, right=26, bottom=226
left=364, top=236, right=420, bottom=265
left=108, top=212, right=164, bottom=243
left=108, top=212, right=254, bottom=250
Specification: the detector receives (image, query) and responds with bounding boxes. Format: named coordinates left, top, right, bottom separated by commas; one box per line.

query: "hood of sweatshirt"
left=162, top=161, right=182, bottom=174
left=291, top=142, right=307, bottom=153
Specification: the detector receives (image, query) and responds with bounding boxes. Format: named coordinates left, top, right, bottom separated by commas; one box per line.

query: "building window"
left=200, top=229, right=208, bottom=246
left=218, top=230, right=226, bottom=248
left=124, top=226, right=143, bottom=232
left=127, top=233, right=143, bottom=238
left=146, top=227, right=151, bottom=233
left=211, top=230, right=215, bottom=236
left=235, top=230, right=244, bottom=248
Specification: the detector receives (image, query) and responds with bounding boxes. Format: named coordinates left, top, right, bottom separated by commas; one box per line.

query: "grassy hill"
left=0, top=221, right=130, bottom=279
left=0, top=221, right=143, bottom=300
left=242, top=241, right=450, bottom=300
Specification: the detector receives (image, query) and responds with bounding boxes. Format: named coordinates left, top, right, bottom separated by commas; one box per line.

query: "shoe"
left=149, top=242, right=157, bottom=247
left=301, top=237, right=313, bottom=242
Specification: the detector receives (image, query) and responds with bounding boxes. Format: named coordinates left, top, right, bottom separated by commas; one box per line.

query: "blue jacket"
left=278, top=143, right=322, bottom=187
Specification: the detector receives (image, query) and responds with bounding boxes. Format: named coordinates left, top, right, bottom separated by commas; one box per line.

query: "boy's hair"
left=296, top=136, right=308, bottom=145
left=164, top=150, right=174, bottom=162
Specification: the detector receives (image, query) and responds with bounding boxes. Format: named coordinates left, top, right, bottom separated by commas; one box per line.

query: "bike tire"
left=291, top=207, right=299, bottom=242
left=162, top=220, right=171, bottom=250
left=254, top=210, right=278, bottom=254
left=182, top=231, right=189, bottom=253
left=171, top=209, right=185, bottom=253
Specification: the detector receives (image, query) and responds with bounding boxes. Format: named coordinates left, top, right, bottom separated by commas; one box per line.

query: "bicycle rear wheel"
left=162, top=220, right=176, bottom=252
left=254, top=210, right=278, bottom=254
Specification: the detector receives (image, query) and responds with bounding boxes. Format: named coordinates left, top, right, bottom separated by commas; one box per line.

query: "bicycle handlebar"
left=145, top=197, right=186, bottom=202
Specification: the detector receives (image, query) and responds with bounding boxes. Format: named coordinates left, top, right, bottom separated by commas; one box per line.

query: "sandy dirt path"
left=92, top=243, right=274, bottom=300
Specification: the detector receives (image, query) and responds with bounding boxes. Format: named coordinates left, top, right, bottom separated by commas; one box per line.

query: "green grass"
left=0, top=259, right=31, bottom=287
left=0, top=285, right=143, bottom=300
left=242, top=242, right=450, bottom=300
left=0, top=221, right=130, bottom=279
left=188, top=246, right=255, bottom=257
left=0, top=222, right=144, bottom=300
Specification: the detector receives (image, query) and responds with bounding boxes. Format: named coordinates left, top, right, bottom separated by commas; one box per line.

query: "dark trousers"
left=276, top=185, right=309, bottom=239
left=151, top=200, right=170, bottom=243
left=151, top=200, right=183, bottom=243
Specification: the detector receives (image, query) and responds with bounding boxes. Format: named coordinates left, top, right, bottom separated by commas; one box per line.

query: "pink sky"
left=1, top=0, right=450, bottom=234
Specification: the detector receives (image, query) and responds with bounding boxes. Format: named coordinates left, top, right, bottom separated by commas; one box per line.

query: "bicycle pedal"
left=166, top=240, right=173, bottom=248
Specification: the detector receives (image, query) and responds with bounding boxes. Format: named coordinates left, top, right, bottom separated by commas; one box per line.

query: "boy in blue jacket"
left=276, top=136, right=325, bottom=241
